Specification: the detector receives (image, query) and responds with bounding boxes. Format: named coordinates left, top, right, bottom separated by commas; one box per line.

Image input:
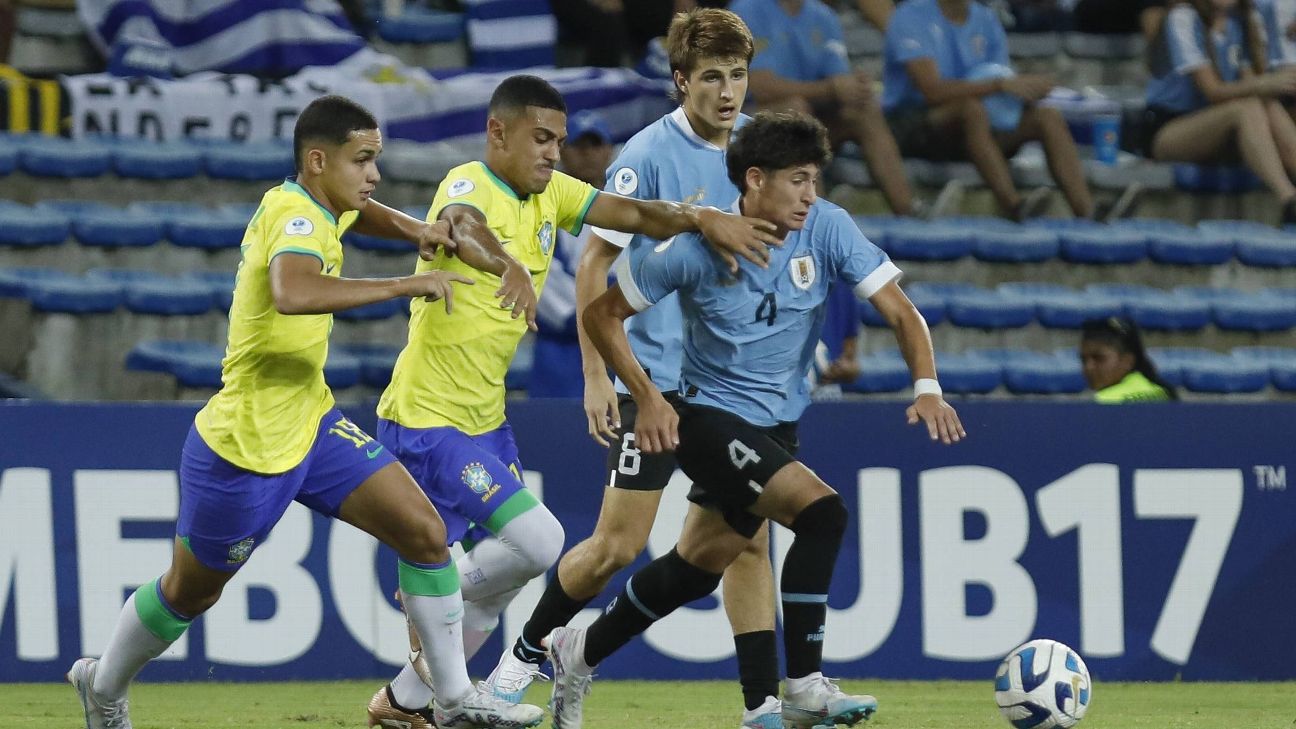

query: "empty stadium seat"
left=0, top=138, right=18, bottom=176
left=1146, top=347, right=1219, bottom=388
left=1234, top=230, right=1296, bottom=268
left=1118, top=219, right=1233, bottom=266
left=1179, top=355, right=1270, bottom=394
left=0, top=266, right=75, bottom=298
left=0, top=202, right=70, bottom=247
left=844, top=353, right=910, bottom=394
left=129, top=202, right=246, bottom=249
left=203, top=142, right=295, bottom=181
left=1086, top=284, right=1211, bottom=331
left=1233, top=346, right=1296, bottom=392
left=336, top=343, right=402, bottom=388
left=334, top=298, right=404, bottom=321
left=18, top=136, right=112, bottom=178
left=25, top=273, right=121, bottom=313
left=85, top=268, right=213, bottom=316
left=936, top=353, right=1003, bottom=394
left=972, top=226, right=1059, bottom=263
left=884, top=223, right=972, bottom=261
left=1056, top=225, right=1147, bottom=264
left=183, top=271, right=236, bottom=311
left=998, top=282, right=1123, bottom=328
left=125, top=340, right=224, bottom=374
left=946, top=290, right=1036, bottom=329
left=966, top=348, right=1086, bottom=395
left=36, top=200, right=163, bottom=248
left=109, top=140, right=204, bottom=180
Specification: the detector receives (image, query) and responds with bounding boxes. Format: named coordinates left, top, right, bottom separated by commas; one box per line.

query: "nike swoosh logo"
left=325, top=263, right=336, bottom=274
left=366, top=445, right=384, bottom=459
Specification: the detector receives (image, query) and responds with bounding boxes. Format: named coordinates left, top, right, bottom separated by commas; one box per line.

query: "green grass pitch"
left=8, top=678, right=1294, bottom=728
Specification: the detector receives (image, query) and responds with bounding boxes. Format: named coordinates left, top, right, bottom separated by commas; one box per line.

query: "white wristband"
left=913, top=378, right=942, bottom=398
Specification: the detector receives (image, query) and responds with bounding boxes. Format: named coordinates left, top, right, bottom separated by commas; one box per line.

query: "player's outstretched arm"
left=868, top=281, right=965, bottom=445
left=439, top=204, right=538, bottom=331
left=269, top=251, right=473, bottom=315
left=583, top=194, right=781, bottom=273
left=583, top=284, right=678, bottom=453
left=575, top=233, right=625, bottom=445
left=351, top=200, right=456, bottom=259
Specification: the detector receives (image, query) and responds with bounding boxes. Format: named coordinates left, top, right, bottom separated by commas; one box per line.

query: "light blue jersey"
left=882, top=0, right=1009, bottom=111
left=731, top=0, right=850, bottom=82
left=591, top=106, right=749, bottom=394
left=617, top=199, right=900, bottom=427
left=1259, top=0, right=1296, bottom=67
left=1147, top=5, right=1257, bottom=113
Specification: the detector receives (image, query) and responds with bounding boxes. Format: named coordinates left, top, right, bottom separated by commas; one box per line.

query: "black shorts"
left=885, top=106, right=964, bottom=161
left=1141, top=105, right=1184, bottom=157
left=603, top=393, right=680, bottom=491
left=674, top=403, right=799, bottom=539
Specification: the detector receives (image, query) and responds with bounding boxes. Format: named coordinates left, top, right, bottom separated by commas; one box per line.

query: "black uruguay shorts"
left=604, top=393, right=680, bottom=491
left=673, top=402, right=799, bottom=539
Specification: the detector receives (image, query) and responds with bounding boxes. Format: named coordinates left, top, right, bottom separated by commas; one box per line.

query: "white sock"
left=786, top=671, right=824, bottom=694
left=94, top=591, right=184, bottom=699
left=462, top=587, right=522, bottom=660
left=390, top=660, right=435, bottom=710
left=401, top=589, right=474, bottom=705
left=458, top=505, right=564, bottom=603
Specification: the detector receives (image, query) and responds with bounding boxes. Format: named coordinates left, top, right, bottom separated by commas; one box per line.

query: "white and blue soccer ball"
left=994, top=639, right=1092, bottom=729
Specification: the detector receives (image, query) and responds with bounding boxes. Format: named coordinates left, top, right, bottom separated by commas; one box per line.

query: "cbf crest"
left=790, top=254, right=816, bottom=290
left=462, top=462, right=500, bottom=501
left=226, top=537, right=255, bottom=564
left=538, top=220, right=554, bottom=255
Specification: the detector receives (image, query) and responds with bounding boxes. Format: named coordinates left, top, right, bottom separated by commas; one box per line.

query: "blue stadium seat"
left=336, top=343, right=402, bottom=388
left=1146, top=347, right=1218, bottom=388
left=1173, top=165, right=1260, bottom=193
left=203, top=142, right=295, bottom=181
left=1179, top=355, right=1270, bottom=394
left=998, top=282, right=1123, bottom=328
left=324, top=351, right=362, bottom=390
left=863, top=286, right=946, bottom=327
left=170, top=347, right=225, bottom=388
left=1086, top=284, right=1211, bottom=330
left=851, top=215, right=896, bottom=252
left=843, top=354, right=910, bottom=394
left=946, top=290, right=1035, bottom=329
left=126, top=340, right=224, bottom=374
left=0, top=267, right=75, bottom=298
left=346, top=231, right=410, bottom=253
left=0, top=203, right=70, bottom=247
left=884, top=222, right=971, bottom=261
left=937, top=353, right=1003, bottom=394
left=25, top=275, right=122, bottom=313
left=506, top=337, right=534, bottom=391
left=377, top=8, right=466, bottom=43
left=220, top=203, right=261, bottom=224
left=0, top=135, right=18, bottom=175
left=1056, top=226, right=1147, bottom=264
left=182, top=271, right=237, bottom=312
left=1119, top=219, right=1233, bottom=266
left=1175, top=287, right=1296, bottom=332
left=18, top=136, right=112, bottom=178
left=335, top=298, right=404, bottom=321
left=972, top=227, right=1059, bottom=263
left=86, top=268, right=213, bottom=316
left=130, top=202, right=246, bottom=249
left=1234, top=230, right=1296, bottom=268
left=37, top=200, right=164, bottom=248
left=1234, top=346, right=1296, bottom=392
left=110, top=141, right=204, bottom=180
left=1003, top=354, right=1086, bottom=394
left=1197, top=219, right=1276, bottom=241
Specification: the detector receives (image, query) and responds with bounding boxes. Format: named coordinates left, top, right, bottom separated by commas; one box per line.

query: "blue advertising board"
left=0, top=400, right=1292, bottom=683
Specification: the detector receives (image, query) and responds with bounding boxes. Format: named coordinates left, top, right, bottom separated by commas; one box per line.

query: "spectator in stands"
left=530, top=110, right=615, bottom=397
left=882, top=0, right=1098, bottom=221
left=1080, top=317, right=1177, bottom=402
left=854, top=0, right=897, bottom=30
left=1144, top=0, right=1296, bottom=224
left=553, top=0, right=692, bottom=66
left=732, top=0, right=921, bottom=217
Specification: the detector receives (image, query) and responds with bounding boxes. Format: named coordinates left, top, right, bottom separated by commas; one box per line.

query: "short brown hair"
left=665, top=8, right=754, bottom=82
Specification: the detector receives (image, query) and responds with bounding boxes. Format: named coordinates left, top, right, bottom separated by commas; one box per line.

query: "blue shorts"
left=178, top=407, right=398, bottom=571
left=377, top=419, right=528, bottom=546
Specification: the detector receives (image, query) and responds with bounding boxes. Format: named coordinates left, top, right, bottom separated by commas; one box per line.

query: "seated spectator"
left=552, top=0, right=691, bottom=67
left=1260, top=0, right=1296, bottom=66
left=882, top=0, right=1097, bottom=221
left=1080, top=317, right=1177, bottom=402
left=731, top=0, right=920, bottom=217
left=1144, top=0, right=1296, bottom=224
left=528, top=110, right=616, bottom=398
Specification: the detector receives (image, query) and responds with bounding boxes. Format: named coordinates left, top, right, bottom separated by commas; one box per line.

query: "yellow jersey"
left=378, top=161, right=597, bottom=434
left=195, top=179, right=359, bottom=473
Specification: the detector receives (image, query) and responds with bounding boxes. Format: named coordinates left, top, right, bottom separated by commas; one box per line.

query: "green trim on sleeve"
left=483, top=489, right=541, bottom=533
left=269, top=246, right=326, bottom=266
left=567, top=188, right=600, bottom=235
left=398, top=558, right=461, bottom=597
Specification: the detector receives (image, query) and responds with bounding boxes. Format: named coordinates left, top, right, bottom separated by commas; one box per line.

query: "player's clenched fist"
left=634, top=391, right=679, bottom=453
left=400, top=271, right=474, bottom=312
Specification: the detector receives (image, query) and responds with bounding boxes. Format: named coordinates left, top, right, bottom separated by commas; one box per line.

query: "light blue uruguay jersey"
left=590, top=106, right=750, bottom=394
left=1259, top=0, right=1296, bottom=67
left=731, top=0, right=850, bottom=82
left=1147, top=5, right=1258, bottom=113
left=882, top=0, right=1008, bottom=111
left=616, top=200, right=900, bottom=427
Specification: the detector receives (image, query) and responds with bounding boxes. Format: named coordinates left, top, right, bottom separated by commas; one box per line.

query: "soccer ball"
left=993, top=639, right=1092, bottom=728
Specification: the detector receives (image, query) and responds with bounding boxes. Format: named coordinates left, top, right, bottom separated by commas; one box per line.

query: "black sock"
left=781, top=495, right=848, bottom=679
left=734, top=630, right=779, bottom=711
left=584, top=548, right=722, bottom=667
left=515, top=573, right=590, bottom=664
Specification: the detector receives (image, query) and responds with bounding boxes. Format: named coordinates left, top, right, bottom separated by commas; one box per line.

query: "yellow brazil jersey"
left=194, top=179, right=359, bottom=474
left=378, top=161, right=597, bottom=434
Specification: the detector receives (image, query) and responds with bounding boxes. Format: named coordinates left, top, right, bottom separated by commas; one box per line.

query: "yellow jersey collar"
left=283, top=177, right=338, bottom=227
left=478, top=161, right=529, bottom=201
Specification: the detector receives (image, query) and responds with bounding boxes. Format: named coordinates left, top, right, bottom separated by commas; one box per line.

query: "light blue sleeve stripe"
left=625, top=578, right=661, bottom=620
left=782, top=592, right=829, bottom=604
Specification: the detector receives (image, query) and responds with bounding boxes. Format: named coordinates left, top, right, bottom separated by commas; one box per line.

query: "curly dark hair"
left=726, top=111, right=832, bottom=192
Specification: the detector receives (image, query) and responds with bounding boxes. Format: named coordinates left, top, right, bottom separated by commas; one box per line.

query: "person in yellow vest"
left=1080, top=317, right=1177, bottom=403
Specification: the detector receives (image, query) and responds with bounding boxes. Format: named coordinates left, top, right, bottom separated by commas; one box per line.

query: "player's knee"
left=790, top=493, right=848, bottom=542
left=587, top=532, right=642, bottom=579
left=515, top=507, right=565, bottom=577
left=397, top=518, right=452, bottom=565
